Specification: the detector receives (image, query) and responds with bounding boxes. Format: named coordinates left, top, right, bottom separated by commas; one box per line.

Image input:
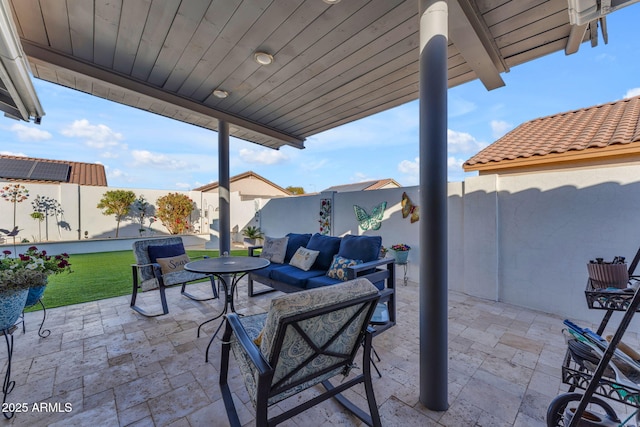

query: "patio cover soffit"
left=6, top=0, right=637, bottom=148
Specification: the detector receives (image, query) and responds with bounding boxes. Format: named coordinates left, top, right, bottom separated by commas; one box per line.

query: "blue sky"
left=1, top=5, right=639, bottom=193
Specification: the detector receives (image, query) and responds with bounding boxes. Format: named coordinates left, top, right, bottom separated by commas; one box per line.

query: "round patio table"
left=185, top=256, right=270, bottom=362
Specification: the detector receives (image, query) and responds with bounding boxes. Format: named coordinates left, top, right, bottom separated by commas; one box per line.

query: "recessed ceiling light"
left=254, top=51, right=274, bottom=65
left=322, top=0, right=341, bottom=4
left=213, top=89, right=229, bottom=99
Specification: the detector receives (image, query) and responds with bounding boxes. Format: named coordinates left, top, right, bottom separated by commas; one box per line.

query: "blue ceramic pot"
left=25, top=285, right=47, bottom=308
left=0, top=288, right=29, bottom=331
left=393, top=250, right=409, bottom=264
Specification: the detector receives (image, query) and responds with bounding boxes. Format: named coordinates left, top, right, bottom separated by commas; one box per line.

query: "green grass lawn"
left=26, top=248, right=249, bottom=311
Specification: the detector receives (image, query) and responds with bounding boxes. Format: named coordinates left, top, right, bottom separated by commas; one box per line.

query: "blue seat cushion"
left=270, top=265, right=325, bottom=289
left=338, top=234, right=382, bottom=263
left=251, top=262, right=287, bottom=279
left=148, top=243, right=186, bottom=262
left=306, top=233, right=341, bottom=271
left=306, top=274, right=385, bottom=290
left=284, top=233, right=312, bottom=264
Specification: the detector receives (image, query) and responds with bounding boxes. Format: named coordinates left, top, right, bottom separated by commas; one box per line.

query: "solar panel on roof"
left=0, top=158, right=70, bottom=182
left=0, top=158, right=36, bottom=179
left=29, top=162, right=70, bottom=182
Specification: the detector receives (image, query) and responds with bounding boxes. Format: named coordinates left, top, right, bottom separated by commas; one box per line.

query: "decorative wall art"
left=354, top=201, right=387, bottom=231
left=401, top=192, right=419, bottom=223
left=319, top=198, right=331, bottom=235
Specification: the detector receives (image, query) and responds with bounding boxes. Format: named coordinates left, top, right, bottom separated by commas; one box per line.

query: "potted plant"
left=242, top=226, right=264, bottom=246
left=0, top=247, right=72, bottom=331
left=390, top=243, right=411, bottom=264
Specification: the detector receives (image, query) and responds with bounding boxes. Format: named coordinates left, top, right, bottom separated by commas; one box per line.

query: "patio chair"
left=219, top=277, right=382, bottom=427
left=130, top=237, right=218, bottom=317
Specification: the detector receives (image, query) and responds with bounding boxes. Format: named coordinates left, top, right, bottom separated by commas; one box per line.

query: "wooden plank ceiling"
left=6, top=0, right=610, bottom=149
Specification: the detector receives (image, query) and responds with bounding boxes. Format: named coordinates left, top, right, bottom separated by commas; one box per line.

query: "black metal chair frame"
left=219, top=291, right=383, bottom=427
left=130, top=261, right=219, bottom=317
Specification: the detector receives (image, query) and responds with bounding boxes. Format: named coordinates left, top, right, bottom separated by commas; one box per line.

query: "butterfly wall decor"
left=401, top=192, right=419, bottom=223
left=353, top=201, right=387, bottom=231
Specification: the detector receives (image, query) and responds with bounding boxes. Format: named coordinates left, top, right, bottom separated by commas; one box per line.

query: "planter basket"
left=587, top=263, right=629, bottom=289
left=393, top=250, right=409, bottom=264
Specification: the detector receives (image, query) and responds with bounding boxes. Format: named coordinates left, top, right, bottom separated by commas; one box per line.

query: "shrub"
left=156, top=193, right=194, bottom=234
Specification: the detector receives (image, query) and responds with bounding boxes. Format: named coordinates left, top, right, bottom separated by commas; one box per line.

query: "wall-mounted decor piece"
left=401, top=192, right=419, bottom=223
left=354, top=201, right=387, bottom=231
left=319, top=198, right=331, bottom=235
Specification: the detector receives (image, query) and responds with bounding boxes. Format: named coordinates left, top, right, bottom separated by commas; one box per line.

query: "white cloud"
left=174, top=182, right=191, bottom=189
left=238, top=148, right=289, bottom=165
left=0, top=150, right=26, bottom=157
left=9, top=123, right=52, bottom=141
left=101, top=151, right=119, bottom=159
left=107, top=168, right=126, bottom=179
left=624, top=88, right=640, bottom=99
left=398, top=158, right=419, bottom=185
left=61, top=119, right=124, bottom=149
left=449, top=95, right=476, bottom=117
left=448, top=156, right=464, bottom=170
left=300, top=158, right=328, bottom=172
left=131, top=150, right=189, bottom=169
left=490, top=120, right=512, bottom=139
left=130, top=149, right=189, bottom=169
left=447, top=129, right=487, bottom=154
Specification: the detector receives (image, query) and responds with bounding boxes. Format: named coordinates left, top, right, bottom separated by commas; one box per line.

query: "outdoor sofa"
left=247, top=232, right=396, bottom=334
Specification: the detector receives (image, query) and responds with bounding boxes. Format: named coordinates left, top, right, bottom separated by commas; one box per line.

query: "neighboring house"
left=0, top=154, right=107, bottom=186
left=463, top=95, right=640, bottom=175
left=193, top=171, right=291, bottom=200
left=321, top=178, right=401, bottom=193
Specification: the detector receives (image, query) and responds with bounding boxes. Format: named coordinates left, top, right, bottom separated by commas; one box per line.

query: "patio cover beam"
left=448, top=0, right=506, bottom=91
left=419, top=0, right=448, bottom=411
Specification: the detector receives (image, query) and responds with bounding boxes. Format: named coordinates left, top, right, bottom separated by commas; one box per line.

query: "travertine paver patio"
left=2, top=278, right=637, bottom=426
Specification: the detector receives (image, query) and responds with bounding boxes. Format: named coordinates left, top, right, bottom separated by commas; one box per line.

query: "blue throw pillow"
left=148, top=243, right=186, bottom=263
left=326, top=255, right=363, bottom=281
left=338, top=234, right=382, bottom=263
left=284, top=233, right=312, bottom=263
left=306, top=233, right=341, bottom=271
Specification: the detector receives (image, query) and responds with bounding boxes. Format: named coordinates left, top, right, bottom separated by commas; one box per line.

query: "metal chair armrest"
left=225, top=313, right=272, bottom=375
left=348, top=257, right=394, bottom=274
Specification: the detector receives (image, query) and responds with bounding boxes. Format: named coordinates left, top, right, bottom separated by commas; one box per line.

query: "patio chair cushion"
left=338, top=234, right=382, bottom=263
left=231, top=278, right=378, bottom=406
left=306, top=273, right=385, bottom=290
left=155, top=253, right=190, bottom=275
left=284, top=233, right=313, bottom=263
left=306, top=233, right=341, bottom=271
left=133, top=237, right=210, bottom=291
left=269, top=265, right=326, bottom=289
left=288, top=247, right=320, bottom=271
left=326, top=255, right=363, bottom=281
left=148, top=243, right=185, bottom=262
left=257, top=278, right=379, bottom=397
left=260, top=236, right=288, bottom=264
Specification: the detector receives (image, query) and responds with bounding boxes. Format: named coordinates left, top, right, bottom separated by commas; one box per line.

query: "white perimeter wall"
left=0, top=183, right=267, bottom=246
left=6, top=165, right=640, bottom=329
left=258, top=164, right=640, bottom=329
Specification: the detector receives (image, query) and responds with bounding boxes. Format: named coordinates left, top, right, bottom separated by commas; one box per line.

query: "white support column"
left=419, top=0, right=449, bottom=411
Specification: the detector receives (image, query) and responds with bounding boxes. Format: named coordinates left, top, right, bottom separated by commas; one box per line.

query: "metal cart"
left=547, top=249, right=640, bottom=426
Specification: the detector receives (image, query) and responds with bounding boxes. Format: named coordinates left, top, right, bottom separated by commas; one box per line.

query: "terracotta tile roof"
left=464, top=95, right=640, bottom=171
left=0, top=154, right=107, bottom=186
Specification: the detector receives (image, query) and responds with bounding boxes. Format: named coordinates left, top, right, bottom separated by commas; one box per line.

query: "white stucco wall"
left=6, top=164, right=640, bottom=328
